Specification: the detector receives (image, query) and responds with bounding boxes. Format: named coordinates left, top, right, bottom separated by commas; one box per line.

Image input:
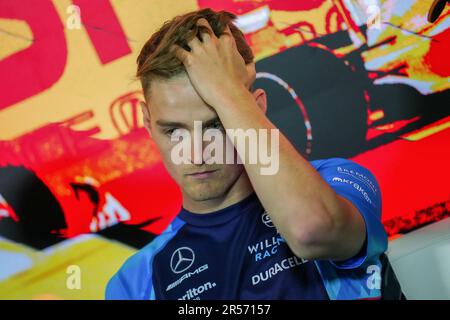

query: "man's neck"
left=182, top=172, right=254, bottom=214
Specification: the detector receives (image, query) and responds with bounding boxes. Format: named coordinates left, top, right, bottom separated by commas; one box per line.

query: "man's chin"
left=184, top=185, right=225, bottom=202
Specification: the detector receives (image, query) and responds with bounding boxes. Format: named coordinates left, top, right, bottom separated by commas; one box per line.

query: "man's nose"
left=186, top=132, right=212, bottom=165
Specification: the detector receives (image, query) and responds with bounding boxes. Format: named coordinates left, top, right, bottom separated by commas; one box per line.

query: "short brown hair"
left=136, top=8, right=254, bottom=96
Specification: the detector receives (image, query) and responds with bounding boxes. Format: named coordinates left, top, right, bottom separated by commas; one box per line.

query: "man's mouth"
left=186, top=169, right=218, bottom=179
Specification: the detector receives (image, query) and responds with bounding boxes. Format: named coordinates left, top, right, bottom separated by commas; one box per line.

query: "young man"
left=106, top=8, right=392, bottom=300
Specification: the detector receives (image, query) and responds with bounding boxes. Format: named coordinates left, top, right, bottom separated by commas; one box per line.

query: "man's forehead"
left=147, top=62, right=256, bottom=102
left=148, top=75, right=207, bottom=107
left=146, top=62, right=256, bottom=120
left=148, top=74, right=194, bottom=103
left=147, top=76, right=217, bottom=123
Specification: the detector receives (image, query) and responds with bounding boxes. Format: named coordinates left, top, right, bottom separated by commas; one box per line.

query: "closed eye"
left=164, top=128, right=182, bottom=138
left=205, top=121, right=223, bottom=131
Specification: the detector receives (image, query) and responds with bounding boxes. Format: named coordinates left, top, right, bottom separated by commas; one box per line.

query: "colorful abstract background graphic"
left=0, top=0, right=448, bottom=299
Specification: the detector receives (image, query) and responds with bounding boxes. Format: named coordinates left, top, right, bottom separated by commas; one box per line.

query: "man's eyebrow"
left=155, top=117, right=221, bottom=128
left=155, top=120, right=189, bottom=128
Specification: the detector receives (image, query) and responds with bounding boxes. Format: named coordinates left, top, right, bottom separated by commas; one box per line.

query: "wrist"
left=213, top=84, right=253, bottom=112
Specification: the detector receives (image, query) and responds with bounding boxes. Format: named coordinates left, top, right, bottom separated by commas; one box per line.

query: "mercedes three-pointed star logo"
left=170, top=247, right=195, bottom=274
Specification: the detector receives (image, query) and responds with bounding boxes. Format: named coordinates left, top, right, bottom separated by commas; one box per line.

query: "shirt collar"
left=178, top=192, right=261, bottom=227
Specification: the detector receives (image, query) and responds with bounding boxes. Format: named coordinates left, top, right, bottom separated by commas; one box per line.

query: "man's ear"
left=140, top=101, right=152, bottom=136
left=252, top=88, right=267, bottom=114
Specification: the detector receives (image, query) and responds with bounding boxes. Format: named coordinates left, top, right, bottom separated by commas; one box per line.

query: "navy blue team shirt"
left=106, top=157, right=387, bottom=300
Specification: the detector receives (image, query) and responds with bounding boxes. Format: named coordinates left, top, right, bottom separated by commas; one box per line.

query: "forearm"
left=213, top=89, right=358, bottom=259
